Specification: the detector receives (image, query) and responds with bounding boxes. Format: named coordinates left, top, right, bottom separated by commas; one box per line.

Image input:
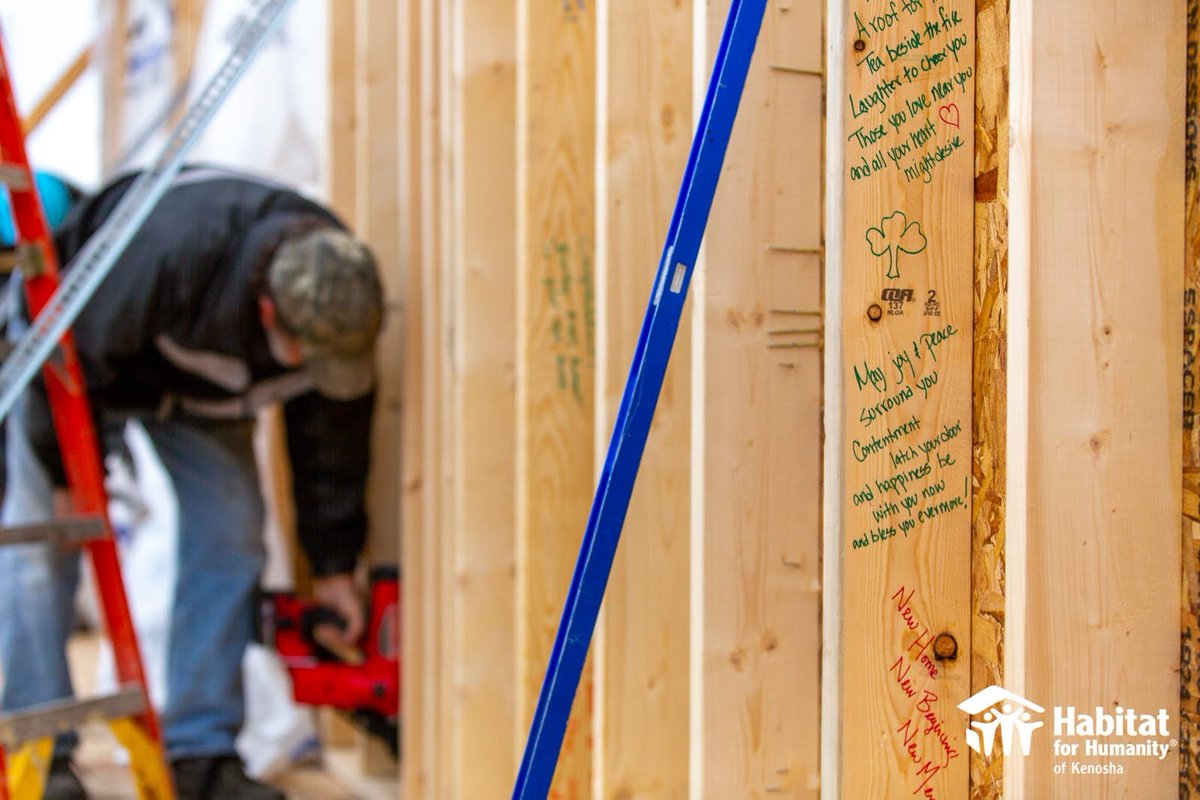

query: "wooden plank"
left=692, top=1, right=823, bottom=796
left=327, top=0, right=358, bottom=226
left=970, top=0, right=1009, bottom=796
left=399, top=0, right=447, bottom=794
left=822, top=4, right=848, bottom=794
left=320, top=3, right=361, bottom=754
left=356, top=0, right=402, bottom=569
left=398, top=0, right=451, bottom=791
left=1007, top=0, right=1183, bottom=794
left=101, top=0, right=129, bottom=176
left=1184, top=0, right=1200, bottom=792
left=320, top=709, right=355, bottom=750
left=431, top=0, right=455, bottom=794
left=448, top=0, right=519, bottom=796
left=252, top=407, right=306, bottom=592
left=23, top=46, right=92, bottom=136
left=593, top=2, right=691, bottom=798
left=243, top=0, right=293, bottom=607
left=170, top=0, right=205, bottom=127
left=402, top=0, right=447, bottom=790
left=837, top=0, right=976, bottom=797
left=515, top=0, right=596, bottom=795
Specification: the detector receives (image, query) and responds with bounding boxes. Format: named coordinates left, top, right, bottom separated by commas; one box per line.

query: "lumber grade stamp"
left=840, top=0, right=975, bottom=797
left=540, top=237, right=596, bottom=405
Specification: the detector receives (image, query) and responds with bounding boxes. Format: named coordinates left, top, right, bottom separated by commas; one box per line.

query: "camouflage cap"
left=267, top=228, right=384, bottom=401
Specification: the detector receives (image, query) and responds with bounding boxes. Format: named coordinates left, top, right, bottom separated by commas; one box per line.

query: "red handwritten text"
left=891, top=585, right=935, bottom=659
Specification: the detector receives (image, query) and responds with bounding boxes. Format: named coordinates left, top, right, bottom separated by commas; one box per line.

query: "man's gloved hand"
left=311, top=573, right=365, bottom=654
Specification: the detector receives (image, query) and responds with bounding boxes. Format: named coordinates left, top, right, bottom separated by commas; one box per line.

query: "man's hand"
left=312, top=573, right=365, bottom=657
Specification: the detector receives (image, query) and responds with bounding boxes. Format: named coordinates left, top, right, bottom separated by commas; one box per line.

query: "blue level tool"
left=512, top=1, right=768, bottom=796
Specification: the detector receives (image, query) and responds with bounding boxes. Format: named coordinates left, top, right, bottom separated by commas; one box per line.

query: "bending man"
left=0, top=166, right=384, bottom=800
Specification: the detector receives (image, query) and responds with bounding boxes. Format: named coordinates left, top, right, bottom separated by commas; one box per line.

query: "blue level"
left=512, top=1, right=768, bottom=796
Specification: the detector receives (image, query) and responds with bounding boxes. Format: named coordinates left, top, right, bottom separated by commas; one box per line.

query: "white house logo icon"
left=957, top=686, right=1045, bottom=756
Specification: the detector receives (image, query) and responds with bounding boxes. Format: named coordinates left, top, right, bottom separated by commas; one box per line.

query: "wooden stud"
left=399, top=0, right=442, bottom=793
left=319, top=708, right=356, bottom=751
left=428, top=0, right=455, bottom=794
left=239, top=0, right=305, bottom=615
left=447, top=0, right=519, bottom=796
left=593, top=1, right=692, bottom=797
left=822, top=3, right=848, bottom=794
left=100, top=0, right=129, bottom=177
left=253, top=406, right=303, bottom=593
left=692, top=0, right=823, bottom=795
left=355, top=0, right=402, bottom=569
left=320, top=0, right=363, bottom=753
left=1007, top=0, right=1183, bottom=794
left=837, top=0, right=976, bottom=796
left=515, top=0, right=597, bottom=795
left=327, top=0, right=359, bottom=227
left=170, top=0, right=205, bottom=127
left=970, top=0, right=1009, bottom=796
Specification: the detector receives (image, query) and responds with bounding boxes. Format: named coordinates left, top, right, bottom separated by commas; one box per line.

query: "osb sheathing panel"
left=1181, top=0, right=1200, bottom=793
left=970, top=0, right=1008, bottom=797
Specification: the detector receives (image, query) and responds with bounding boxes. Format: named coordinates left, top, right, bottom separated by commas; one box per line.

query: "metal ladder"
left=0, top=31, right=172, bottom=800
left=512, top=0, right=769, bottom=796
left=0, top=1, right=295, bottom=796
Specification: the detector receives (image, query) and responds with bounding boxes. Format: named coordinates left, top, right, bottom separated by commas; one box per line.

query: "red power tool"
left=256, top=566, right=400, bottom=754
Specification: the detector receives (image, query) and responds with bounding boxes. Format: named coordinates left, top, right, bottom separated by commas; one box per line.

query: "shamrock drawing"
left=866, top=211, right=928, bottom=281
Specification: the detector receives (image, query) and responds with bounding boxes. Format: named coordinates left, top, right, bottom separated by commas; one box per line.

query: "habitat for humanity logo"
left=957, top=685, right=1176, bottom=776
left=957, top=686, right=1044, bottom=756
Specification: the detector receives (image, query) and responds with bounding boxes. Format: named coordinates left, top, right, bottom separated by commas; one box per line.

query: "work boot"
left=44, top=755, right=88, bottom=800
left=171, top=755, right=285, bottom=800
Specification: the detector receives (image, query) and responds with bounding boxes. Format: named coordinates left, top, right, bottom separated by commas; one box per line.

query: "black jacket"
left=32, top=166, right=372, bottom=576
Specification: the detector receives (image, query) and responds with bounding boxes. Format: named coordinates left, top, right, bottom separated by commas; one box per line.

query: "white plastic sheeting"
left=110, top=0, right=175, bottom=173
left=121, top=0, right=328, bottom=197
left=0, top=0, right=102, bottom=187
left=95, top=422, right=178, bottom=713
left=0, top=0, right=329, bottom=194
left=186, top=0, right=328, bottom=196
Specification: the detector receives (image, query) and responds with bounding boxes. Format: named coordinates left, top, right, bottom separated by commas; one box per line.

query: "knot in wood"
left=933, top=633, right=958, bottom=661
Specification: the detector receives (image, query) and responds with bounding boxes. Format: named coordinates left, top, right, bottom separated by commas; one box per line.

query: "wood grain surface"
left=838, top=0, right=976, bottom=796
left=593, top=2, right=692, bottom=798
left=515, top=1, right=597, bottom=795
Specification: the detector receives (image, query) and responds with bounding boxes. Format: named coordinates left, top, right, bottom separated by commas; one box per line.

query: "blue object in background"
left=0, top=171, right=75, bottom=246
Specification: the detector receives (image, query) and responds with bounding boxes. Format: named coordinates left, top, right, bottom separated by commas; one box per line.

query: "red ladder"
left=0, top=32, right=174, bottom=800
